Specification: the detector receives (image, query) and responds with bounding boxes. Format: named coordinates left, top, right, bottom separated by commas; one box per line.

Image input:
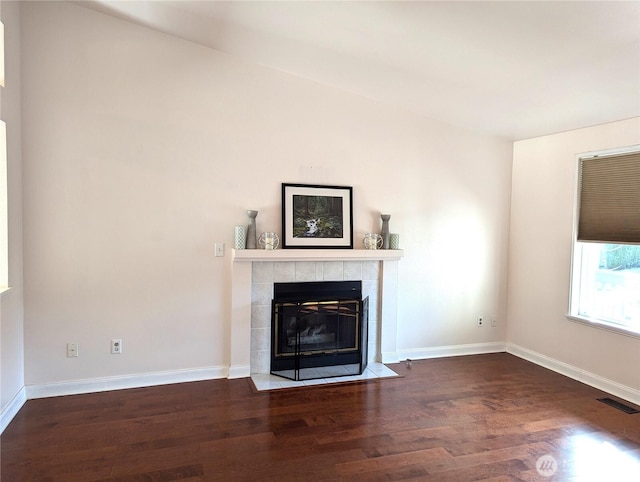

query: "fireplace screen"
left=271, top=281, right=368, bottom=381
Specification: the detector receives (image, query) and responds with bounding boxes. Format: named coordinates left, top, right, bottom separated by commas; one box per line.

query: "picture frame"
left=282, top=183, right=353, bottom=249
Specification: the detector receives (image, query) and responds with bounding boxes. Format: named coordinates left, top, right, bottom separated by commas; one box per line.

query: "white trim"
left=26, top=365, right=229, bottom=399
left=380, top=257, right=400, bottom=366
left=234, top=255, right=401, bottom=376
left=569, top=145, right=640, bottom=331
left=228, top=364, right=251, bottom=379
left=577, top=144, right=640, bottom=162
left=397, top=342, right=506, bottom=361
left=507, top=342, right=640, bottom=407
left=380, top=351, right=399, bottom=364
left=9, top=344, right=639, bottom=434
left=0, top=121, right=8, bottom=288
left=232, top=248, right=404, bottom=262
left=0, top=386, right=27, bottom=434
left=566, top=314, right=640, bottom=339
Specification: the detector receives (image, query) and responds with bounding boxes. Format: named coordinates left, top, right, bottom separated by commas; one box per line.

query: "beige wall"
left=508, top=118, right=640, bottom=399
left=5, top=0, right=638, bottom=422
left=20, top=1, right=512, bottom=388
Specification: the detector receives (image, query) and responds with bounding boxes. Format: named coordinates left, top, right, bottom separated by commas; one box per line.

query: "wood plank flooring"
left=2, top=353, right=640, bottom=481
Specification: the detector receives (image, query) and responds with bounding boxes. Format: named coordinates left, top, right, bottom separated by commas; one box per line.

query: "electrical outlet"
left=111, top=339, right=123, bottom=354
left=477, top=316, right=484, bottom=327
left=491, top=316, right=497, bottom=327
left=67, top=342, right=79, bottom=358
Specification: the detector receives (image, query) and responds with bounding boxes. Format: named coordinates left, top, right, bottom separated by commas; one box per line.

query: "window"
left=569, top=147, right=640, bottom=335
left=0, top=22, right=8, bottom=293
left=0, top=120, right=7, bottom=290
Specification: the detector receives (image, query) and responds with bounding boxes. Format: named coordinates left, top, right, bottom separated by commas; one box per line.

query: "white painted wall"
left=1, top=0, right=25, bottom=427
left=508, top=118, right=640, bottom=397
left=20, top=2, right=512, bottom=389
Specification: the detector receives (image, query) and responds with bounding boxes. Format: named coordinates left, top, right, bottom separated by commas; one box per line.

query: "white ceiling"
left=78, top=0, right=640, bottom=140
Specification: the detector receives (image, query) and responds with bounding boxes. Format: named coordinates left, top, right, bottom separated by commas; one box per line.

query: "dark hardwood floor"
left=2, top=353, right=640, bottom=481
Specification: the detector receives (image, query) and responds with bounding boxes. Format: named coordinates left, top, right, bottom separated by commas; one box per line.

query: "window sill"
left=566, top=314, right=640, bottom=339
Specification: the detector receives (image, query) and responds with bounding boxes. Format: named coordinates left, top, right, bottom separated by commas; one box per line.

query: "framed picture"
left=282, top=183, right=353, bottom=249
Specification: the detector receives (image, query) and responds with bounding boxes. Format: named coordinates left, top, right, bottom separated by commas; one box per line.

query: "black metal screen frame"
left=271, top=296, right=368, bottom=381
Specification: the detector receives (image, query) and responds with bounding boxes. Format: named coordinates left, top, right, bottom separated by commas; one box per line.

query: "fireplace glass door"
left=271, top=289, right=368, bottom=381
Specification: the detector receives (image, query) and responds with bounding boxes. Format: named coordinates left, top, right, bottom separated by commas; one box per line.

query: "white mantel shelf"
left=232, top=249, right=404, bottom=262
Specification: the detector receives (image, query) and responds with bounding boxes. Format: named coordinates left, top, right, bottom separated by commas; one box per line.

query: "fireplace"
left=229, top=249, right=402, bottom=379
left=271, top=281, right=368, bottom=381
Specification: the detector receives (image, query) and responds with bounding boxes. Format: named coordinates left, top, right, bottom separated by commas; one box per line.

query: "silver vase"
left=380, top=214, right=391, bottom=249
left=246, top=210, right=258, bottom=249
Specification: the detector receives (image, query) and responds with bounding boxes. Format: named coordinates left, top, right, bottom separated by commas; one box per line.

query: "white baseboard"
left=228, top=364, right=250, bottom=379
left=397, top=342, right=507, bottom=361
left=380, top=351, right=399, bottom=364
left=507, top=343, right=640, bottom=407
left=26, top=365, right=229, bottom=400
left=0, top=386, right=27, bottom=434
left=9, top=344, right=638, bottom=434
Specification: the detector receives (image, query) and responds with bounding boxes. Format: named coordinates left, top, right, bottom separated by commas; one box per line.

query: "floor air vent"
left=597, top=397, right=640, bottom=414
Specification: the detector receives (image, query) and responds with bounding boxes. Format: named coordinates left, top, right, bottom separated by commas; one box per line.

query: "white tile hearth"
left=251, top=362, right=399, bottom=391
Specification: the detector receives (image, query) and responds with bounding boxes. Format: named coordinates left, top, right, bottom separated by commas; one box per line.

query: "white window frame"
left=0, top=21, right=8, bottom=295
left=567, top=145, right=640, bottom=338
left=0, top=119, right=7, bottom=293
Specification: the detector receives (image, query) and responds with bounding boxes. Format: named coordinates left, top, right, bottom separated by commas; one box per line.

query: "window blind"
left=578, top=150, right=640, bottom=244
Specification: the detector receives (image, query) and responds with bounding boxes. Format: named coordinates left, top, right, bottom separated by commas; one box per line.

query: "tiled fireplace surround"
left=229, top=249, right=403, bottom=378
